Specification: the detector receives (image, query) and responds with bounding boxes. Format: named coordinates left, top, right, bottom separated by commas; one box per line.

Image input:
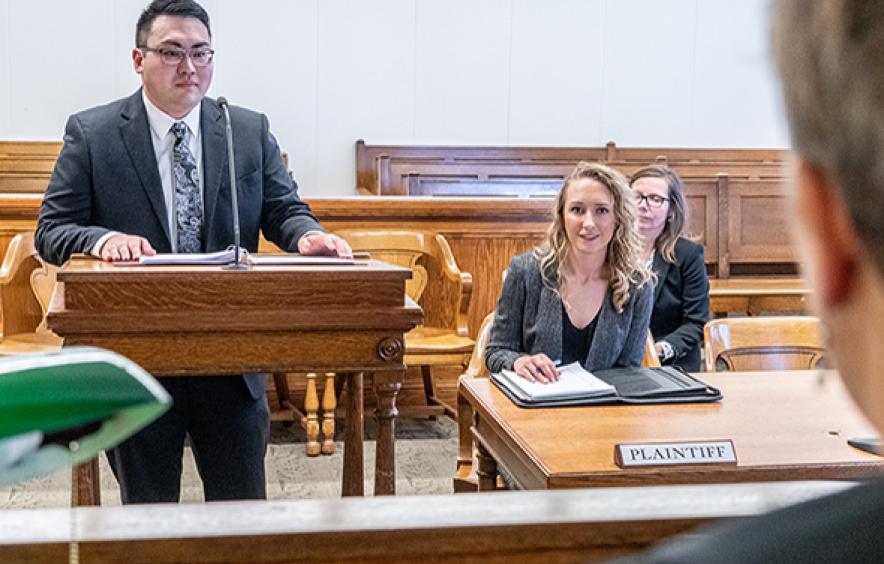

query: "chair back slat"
left=704, top=316, right=825, bottom=372
left=333, top=229, right=471, bottom=334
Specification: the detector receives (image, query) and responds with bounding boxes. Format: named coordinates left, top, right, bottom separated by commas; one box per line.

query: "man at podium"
left=34, top=0, right=351, bottom=504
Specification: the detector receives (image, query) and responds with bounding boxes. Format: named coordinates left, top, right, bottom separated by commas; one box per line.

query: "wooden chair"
left=704, top=316, right=825, bottom=372
left=0, top=232, right=62, bottom=355
left=642, top=332, right=662, bottom=368
left=333, top=229, right=474, bottom=418
left=455, top=312, right=495, bottom=491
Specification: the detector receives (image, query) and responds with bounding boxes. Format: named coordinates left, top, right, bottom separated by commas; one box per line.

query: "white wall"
left=0, top=0, right=789, bottom=196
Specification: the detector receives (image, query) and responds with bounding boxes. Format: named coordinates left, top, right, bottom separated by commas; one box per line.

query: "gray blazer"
left=485, top=252, right=653, bottom=374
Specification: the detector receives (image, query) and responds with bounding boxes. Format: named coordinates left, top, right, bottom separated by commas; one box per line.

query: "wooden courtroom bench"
left=356, top=139, right=788, bottom=196
left=377, top=158, right=787, bottom=198
left=709, top=277, right=809, bottom=317
left=0, top=481, right=856, bottom=563
left=355, top=140, right=795, bottom=278
left=0, top=141, right=62, bottom=194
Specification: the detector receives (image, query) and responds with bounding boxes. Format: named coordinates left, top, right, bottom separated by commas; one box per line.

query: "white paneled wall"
left=0, top=0, right=789, bottom=196
left=692, top=0, right=785, bottom=146
left=213, top=0, right=319, bottom=195
left=602, top=0, right=698, bottom=146
left=0, top=0, right=8, bottom=137
left=316, top=0, right=415, bottom=197
left=413, top=0, right=511, bottom=144
left=8, top=2, right=117, bottom=137
left=508, top=0, right=606, bottom=146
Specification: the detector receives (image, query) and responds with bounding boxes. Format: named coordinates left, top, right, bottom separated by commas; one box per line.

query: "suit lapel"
left=119, top=91, right=171, bottom=247
left=652, top=250, right=671, bottom=302
left=201, top=98, right=227, bottom=236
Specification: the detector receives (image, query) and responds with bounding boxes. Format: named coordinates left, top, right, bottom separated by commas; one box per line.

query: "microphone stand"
left=218, top=97, right=250, bottom=271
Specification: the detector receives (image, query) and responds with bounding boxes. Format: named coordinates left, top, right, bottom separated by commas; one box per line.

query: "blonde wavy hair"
left=630, top=164, right=688, bottom=263
left=534, top=161, right=652, bottom=312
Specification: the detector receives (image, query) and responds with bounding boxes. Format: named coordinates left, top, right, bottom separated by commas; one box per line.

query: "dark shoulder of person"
left=673, top=237, right=704, bottom=265
left=69, top=96, right=131, bottom=135
left=614, top=480, right=884, bottom=563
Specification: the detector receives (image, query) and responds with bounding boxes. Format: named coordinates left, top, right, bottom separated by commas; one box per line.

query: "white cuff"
left=91, top=231, right=119, bottom=257
left=657, top=340, right=675, bottom=361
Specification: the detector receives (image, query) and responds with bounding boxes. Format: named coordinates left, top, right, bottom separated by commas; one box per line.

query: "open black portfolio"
left=491, top=362, right=723, bottom=408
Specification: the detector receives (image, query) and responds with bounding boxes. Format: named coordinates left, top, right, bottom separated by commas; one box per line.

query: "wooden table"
left=459, top=371, right=884, bottom=491
left=709, top=277, right=809, bottom=316
left=47, top=256, right=422, bottom=504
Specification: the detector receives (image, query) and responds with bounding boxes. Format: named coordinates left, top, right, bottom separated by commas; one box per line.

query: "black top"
left=561, top=304, right=598, bottom=366
left=650, top=238, right=710, bottom=371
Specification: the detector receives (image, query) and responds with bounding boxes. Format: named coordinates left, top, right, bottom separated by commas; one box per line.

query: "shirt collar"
left=142, top=90, right=202, bottom=139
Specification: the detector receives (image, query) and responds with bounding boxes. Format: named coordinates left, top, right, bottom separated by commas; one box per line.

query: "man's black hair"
left=135, top=0, right=211, bottom=47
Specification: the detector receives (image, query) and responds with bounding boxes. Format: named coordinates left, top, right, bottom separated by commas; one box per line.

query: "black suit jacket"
left=649, top=237, right=709, bottom=371
left=36, top=90, right=323, bottom=398
left=617, top=480, right=884, bottom=563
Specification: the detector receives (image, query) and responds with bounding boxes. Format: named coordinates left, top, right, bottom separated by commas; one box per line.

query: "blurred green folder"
left=0, top=347, right=170, bottom=486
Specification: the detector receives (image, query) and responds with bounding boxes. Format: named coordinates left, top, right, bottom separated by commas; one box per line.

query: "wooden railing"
left=0, top=141, right=805, bottom=412
left=0, top=481, right=854, bottom=563
left=0, top=194, right=804, bottom=337
left=0, top=140, right=801, bottom=331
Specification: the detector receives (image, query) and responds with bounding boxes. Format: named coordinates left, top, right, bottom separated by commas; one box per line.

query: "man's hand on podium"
left=298, top=231, right=353, bottom=259
left=100, top=234, right=157, bottom=262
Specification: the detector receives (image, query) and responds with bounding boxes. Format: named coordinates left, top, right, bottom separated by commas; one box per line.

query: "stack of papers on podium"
left=493, top=362, right=616, bottom=401
left=135, top=248, right=362, bottom=266
left=0, top=348, right=170, bottom=486
left=137, top=247, right=247, bottom=265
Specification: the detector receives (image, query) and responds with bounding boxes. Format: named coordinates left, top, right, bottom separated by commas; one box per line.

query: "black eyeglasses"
left=139, top=46, right=215, bottom=67
left=633, top=192, right=669, bottom=208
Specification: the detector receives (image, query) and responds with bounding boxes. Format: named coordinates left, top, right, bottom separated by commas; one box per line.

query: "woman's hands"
left=513, top=353, right=560, bottom=383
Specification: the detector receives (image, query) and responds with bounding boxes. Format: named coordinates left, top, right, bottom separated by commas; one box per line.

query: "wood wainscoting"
left=0, top=137, right=801, bottom=416
left=0, top=194, right=804, bottom=414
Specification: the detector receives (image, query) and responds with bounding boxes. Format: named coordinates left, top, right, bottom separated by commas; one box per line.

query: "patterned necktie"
left=171, top=121, right=202, bottom=253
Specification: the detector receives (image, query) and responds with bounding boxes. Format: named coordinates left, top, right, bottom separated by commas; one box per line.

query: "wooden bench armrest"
left=433, top=233, right=473, bottom=336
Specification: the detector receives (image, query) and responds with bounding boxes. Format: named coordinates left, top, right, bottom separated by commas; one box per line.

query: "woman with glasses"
left=485, top=162, right=653, bottom=383
left=630, top=165, right=709, bottom=371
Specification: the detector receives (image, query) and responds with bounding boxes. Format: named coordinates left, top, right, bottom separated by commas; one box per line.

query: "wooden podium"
left=46, top=256, right=422, bottom=505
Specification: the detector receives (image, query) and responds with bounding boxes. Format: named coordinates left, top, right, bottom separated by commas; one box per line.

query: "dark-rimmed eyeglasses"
left=633, top=192, right=669, bottom=208
left=139, top=46, right=215, bottom=67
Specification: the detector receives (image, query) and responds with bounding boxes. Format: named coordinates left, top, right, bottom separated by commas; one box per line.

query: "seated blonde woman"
left=485, top=162, right=654, bottom=383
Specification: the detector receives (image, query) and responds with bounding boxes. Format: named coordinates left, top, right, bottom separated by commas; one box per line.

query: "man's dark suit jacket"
left=650, top=237, right=709, bottom=372
left=35, top=89, right=323, bottom=398
left=618, top=480, right=884, bottom=563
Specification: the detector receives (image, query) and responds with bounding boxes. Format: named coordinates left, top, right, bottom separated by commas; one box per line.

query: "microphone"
left=217, top=96, right=250, bottom=271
